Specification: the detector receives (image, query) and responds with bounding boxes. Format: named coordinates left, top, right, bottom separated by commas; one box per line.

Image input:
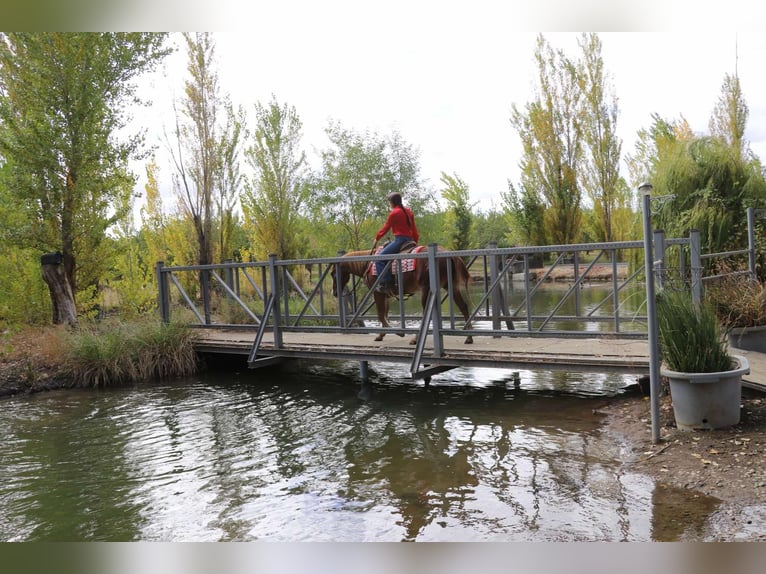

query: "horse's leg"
left=452, top=288, right=474, bottom=344
left=373, top=291, right=389, bottom=342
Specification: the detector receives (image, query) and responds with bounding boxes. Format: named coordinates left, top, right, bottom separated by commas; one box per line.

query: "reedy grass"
left=64, top=320, right=198, bottom=387
left=656, top=289, right=732, bottom=373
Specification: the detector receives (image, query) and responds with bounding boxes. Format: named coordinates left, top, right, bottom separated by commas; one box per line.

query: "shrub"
left=64, top=319, right=198, bottom=387
left=705, top=274, right=766, bottom=329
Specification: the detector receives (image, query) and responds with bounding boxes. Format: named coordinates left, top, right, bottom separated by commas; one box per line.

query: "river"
left=0, top=356, right=724, bottom=542
left=0, top=282, right=728, bottom=541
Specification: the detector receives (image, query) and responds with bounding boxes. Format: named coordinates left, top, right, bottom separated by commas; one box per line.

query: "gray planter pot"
left=661, top=355, right=750, bottom=431
left=728, top=325, right=766, bottom=353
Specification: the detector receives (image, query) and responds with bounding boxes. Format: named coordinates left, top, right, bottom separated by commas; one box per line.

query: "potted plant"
left=656, top=289, right=750, bottom=430
left=706, top=274, right=766, bottom=352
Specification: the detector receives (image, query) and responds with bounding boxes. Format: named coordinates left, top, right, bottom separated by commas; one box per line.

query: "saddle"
left=368, top=242, right=424, bottom=278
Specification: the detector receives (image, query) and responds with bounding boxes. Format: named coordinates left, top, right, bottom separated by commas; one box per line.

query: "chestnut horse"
left=331, top=246, right=474, bottom=344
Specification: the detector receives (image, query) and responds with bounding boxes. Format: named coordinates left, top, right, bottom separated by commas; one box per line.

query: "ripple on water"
left=0, top=364, right=732, bottom=541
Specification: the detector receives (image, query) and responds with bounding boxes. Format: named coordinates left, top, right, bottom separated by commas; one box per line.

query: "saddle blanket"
left=369, top=245, right=426, bottom=276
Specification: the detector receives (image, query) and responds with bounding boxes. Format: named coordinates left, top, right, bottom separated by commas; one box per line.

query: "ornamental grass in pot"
left=656, top=289, right=749, bottom=430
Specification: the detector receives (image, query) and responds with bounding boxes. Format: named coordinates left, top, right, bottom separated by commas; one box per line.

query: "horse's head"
left=330, top=262, right=350, bottom=297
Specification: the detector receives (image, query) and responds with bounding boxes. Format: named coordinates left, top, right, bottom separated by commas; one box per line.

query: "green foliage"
left=439, top=172, right=475, bottom=250
left=169, top=32, right=243, bottom=266
left=509, top=35, right=583, bottom=247
left=0, top=247, right=52, bottom=325
left=64, top=319, right=198, bottom=387
left=0, top=33, right=171, bottom=307
left=311, top=122, right=432, bottom=251
left=657, top=289, right=731, bottom=373
left=242, top=96, right=308, bottom=261
left=651, top=134, right=766, bottom=257
left=472, top=208, right=514, bottom=248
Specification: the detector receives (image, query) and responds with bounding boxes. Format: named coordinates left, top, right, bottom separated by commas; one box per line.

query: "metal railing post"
left=336, top=250, right=346, bottom=328
left=224, top=259, right=234, bottom=298
left=268, top=253, right=283, bottom=349
left=489, top=241, right=502, bottom=336
left=156, top=261, right=170, bottom=323
left=201, top=268, right=211, bottom=325
left=690, top=229, right=702, bottom=306
left=640, top=183, right=662, bottom=445
left=747, top=207, right=756, bottom=279
left=653, top=229, right=666, bottom=291
left=427, top=243, right=443, bottom=356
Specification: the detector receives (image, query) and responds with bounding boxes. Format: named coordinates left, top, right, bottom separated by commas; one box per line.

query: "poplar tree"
left=439, top=171, right=474, bottom=251
left=167, top=32, right=243, bottom=266
left=709, top=73, right=749, bottom=161
left=509, top=34, right=583, bottom=247
left=241, top=96, right=308, bottom=261
left=0, top=33, right=170, bottom=325
left=577, top=33, right=632, bottom=244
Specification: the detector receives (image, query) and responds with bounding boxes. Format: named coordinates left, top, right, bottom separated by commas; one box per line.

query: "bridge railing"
left=155, top=210, right=758, bottom=369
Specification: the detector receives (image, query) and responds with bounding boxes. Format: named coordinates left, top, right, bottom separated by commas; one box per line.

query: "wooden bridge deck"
left=192, top=328, right=766, bottom=392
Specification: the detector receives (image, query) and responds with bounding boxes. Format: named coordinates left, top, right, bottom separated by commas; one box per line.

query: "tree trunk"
left=41, top=253, right=78, bottom=327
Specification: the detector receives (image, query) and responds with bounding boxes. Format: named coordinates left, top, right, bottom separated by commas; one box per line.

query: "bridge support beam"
left=358, top=361, right=374, bottom=401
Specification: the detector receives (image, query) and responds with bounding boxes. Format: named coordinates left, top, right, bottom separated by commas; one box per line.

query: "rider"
left=374, top=192, right=419, bottom=294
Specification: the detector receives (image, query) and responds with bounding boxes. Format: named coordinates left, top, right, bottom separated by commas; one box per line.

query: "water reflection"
left=0, top=361, right=726, bottom=541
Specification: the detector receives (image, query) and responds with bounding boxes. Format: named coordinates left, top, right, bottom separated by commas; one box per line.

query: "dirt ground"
left=597, top=388, right=766, bottom=506
left=2, top=326, right=766, bottom=540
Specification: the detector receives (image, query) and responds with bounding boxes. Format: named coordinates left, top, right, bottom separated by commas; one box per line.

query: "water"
left=0, top=357, right=725, bottom=542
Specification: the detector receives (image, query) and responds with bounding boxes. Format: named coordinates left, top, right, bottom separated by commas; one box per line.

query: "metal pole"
left=489, top=241, right=501, bottom=336
left=653, top=230, right=665, bottom=291
left=268, top=253, right=283, bottom=349
left=427, top=243, right=443, bottom=356
left=156, top=261, right=170, bottom=323
left=690, top=229, right=702, bottom=306
left=747, top=207, right=756, bottom=279
left=640, top=183, right=662, bottom=444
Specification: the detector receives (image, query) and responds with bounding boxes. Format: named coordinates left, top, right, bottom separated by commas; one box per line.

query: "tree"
left=439, top=171, right=475, bottom=251
left=313, top=122, right=431, bottom=251
left=629, top=112, right=766, bottom=262
left=241, top=96, right=308, bottom=261
left=709, top=73, right=748, bottom=161
left=215, top=102, right=246, bottom=262
left=509, top=34, right=583, bottom=248
left=0, top=33, right=170, bottom=325
left=167, top=32, right=242, bottom=266
left=577, top=33, right=632, bottom=244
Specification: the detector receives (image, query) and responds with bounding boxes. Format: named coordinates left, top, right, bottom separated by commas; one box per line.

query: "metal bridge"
left=155, top=211, right=759, bottom=387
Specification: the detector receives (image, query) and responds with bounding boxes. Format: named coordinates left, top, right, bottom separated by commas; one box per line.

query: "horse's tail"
left=451, top=256, right=472, bottom=292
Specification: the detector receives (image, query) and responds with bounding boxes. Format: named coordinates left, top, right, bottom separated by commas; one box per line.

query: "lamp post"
left=640, top=182, right=662, bottom=444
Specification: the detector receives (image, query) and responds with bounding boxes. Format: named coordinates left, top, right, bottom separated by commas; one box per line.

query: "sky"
left=131, top=5, right=766, bottom=215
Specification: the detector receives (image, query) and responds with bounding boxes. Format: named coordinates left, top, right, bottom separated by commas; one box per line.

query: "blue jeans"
left=376, top=235, right=414, bottom=285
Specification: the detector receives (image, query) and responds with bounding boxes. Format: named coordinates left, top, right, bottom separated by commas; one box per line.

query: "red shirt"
left=376, top=206, right=419, bottom=243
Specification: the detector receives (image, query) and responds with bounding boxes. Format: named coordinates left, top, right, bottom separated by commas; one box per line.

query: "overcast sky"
left=134, top=13, right=766, bottom=213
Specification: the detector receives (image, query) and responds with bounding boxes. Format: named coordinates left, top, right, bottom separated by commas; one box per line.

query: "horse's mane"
left=340, top=250, right=374, bottom=276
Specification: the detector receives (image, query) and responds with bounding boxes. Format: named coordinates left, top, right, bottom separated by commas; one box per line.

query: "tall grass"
left=656, top=289, right=732, bottom=373
left=64, top=320, right=198, bottom=387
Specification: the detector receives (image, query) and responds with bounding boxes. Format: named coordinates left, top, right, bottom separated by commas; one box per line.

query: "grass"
left=656, top=289, right=732, bottom=373
left=63, top=319, right=199, bottom=387
left=705, top=274, right=766, bottom=329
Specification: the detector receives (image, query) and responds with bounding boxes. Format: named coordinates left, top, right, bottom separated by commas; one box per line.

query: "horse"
left=331, top=245, right=474, bottom=344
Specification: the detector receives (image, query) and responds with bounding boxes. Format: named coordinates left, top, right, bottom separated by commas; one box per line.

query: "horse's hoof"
left=374, top=334, right=384, bottom=342
left=409, top=338, right=417, bottom=345
left=464, top=337, right=474, bottom=344
left=397, top=332, right=405, bottom=338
